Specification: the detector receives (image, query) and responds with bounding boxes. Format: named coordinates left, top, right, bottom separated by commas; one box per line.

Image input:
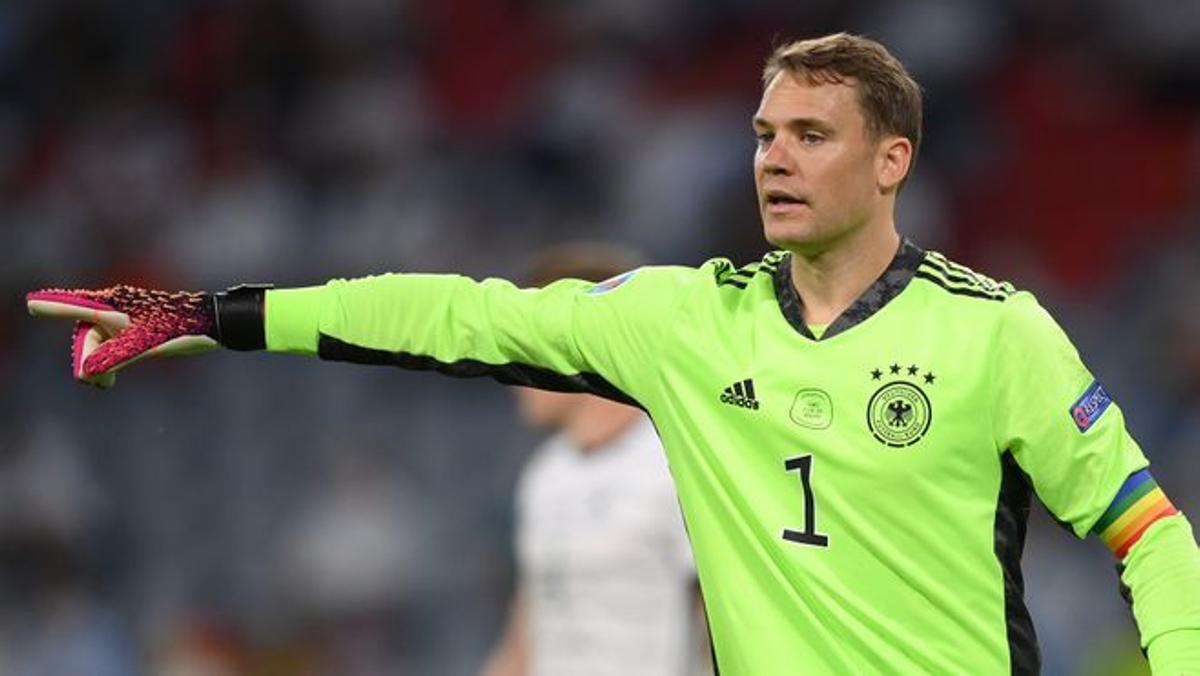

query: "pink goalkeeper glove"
left=26, top=284, right=268, bottom=388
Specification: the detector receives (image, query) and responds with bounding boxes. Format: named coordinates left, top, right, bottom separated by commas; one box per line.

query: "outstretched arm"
left=27, top=266, right=703, bottom=402
left=262, top=273, right=663, bottom=404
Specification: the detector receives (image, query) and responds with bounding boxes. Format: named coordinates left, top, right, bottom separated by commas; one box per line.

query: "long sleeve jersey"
left=264, top=240, right=1200, bottom=674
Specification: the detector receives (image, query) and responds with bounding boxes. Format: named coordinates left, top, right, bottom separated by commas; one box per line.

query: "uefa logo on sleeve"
left=1070, top=380, right=1112, bottom=433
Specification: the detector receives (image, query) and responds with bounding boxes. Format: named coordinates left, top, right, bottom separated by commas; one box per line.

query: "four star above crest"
left=870, top=363, right=936, bottom=385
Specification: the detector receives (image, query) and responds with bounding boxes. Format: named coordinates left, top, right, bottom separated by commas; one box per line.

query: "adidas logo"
left=720, top=378, right=760, bottom=410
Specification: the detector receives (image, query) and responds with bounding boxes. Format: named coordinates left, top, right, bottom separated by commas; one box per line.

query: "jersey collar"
left=772, top=238, right=926, bottom=341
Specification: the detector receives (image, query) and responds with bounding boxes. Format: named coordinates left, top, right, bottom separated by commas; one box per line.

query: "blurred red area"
left=958, top=46, right=1196, bottom=294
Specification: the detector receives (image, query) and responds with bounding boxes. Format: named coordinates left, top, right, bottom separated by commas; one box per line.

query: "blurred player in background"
left=482, top=244, right=707, bottom=676
left=26, top=33, right=1200, bottom=673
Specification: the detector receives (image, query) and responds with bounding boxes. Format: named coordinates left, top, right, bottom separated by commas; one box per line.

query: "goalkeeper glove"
left=25, top=284, right=269, bottom=388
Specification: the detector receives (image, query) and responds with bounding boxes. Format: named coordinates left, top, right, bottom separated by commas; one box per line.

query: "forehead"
left=755, top=72, right=863, bottom=127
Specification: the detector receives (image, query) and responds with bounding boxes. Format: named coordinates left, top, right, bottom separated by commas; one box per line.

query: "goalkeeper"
left=27, top=33, right=1200, bottom=674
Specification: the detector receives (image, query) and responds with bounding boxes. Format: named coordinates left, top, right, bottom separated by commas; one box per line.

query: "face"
left=753, top=72, right=897, bottom=253
left=514, top=387, right=577, bottom=429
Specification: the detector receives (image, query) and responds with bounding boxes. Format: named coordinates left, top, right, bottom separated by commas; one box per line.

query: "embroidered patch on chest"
left=790, top=389, right=832, bottom=429
left=865, top=362, right=937, bottom=447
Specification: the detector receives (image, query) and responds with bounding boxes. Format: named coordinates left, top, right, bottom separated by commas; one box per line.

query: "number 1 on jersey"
left=782, top=455, right=829, bottom=547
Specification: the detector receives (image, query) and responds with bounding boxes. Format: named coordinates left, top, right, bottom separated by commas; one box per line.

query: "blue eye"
left=801, top=132, right=825, bottom=145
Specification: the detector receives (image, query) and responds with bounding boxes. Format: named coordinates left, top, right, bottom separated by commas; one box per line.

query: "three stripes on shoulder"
left=714, top=249, right=1015, bottom=302
left=916, top=251, right=1016, bottom=302
left=716, top=252, right=787, bottom=289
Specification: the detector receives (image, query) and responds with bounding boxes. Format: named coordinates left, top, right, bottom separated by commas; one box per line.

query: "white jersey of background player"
left=482, top=245, right=706, bottom=676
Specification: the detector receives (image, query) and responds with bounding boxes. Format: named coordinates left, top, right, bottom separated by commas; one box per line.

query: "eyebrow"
left=751, top=116, right=835, bottom=133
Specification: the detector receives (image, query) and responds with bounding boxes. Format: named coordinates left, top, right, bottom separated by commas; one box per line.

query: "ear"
left=876, top=136, right=913, bottom=194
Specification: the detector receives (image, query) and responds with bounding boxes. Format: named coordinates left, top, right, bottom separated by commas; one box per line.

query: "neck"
left=788, top=218, right=900, bottom=326
left=563, top=398, right=644, bottom=454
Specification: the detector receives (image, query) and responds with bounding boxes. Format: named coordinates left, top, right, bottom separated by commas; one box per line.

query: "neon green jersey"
left=265, top=239, right=1149, bottom=674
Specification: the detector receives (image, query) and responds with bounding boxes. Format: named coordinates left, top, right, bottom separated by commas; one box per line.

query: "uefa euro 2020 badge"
left=865, top=362, right=937, bottom=448
left=586, top=270, right=638, bottom=296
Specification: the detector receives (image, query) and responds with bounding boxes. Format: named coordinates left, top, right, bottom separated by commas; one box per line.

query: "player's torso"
left=648, top=249, right=1020, bottom=675
left=517, top=421, right=697, bottom=676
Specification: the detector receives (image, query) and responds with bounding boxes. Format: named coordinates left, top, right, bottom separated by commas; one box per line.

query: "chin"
left=763, top=218, right=822, bottom=251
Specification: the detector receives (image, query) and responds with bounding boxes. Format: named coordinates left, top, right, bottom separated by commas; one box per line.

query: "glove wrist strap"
left=211, top=284, right=272, bottom=351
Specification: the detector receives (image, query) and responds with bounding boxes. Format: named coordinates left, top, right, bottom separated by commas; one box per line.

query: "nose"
left=759, top=135, right=795, bottom=176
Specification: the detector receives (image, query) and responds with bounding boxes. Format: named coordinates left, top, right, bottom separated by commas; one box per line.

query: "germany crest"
left=866, top=363, right=935, bottom=447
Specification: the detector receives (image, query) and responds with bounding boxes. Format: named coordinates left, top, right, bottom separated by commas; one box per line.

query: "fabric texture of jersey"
left=264, top=240, right=1157, bottom=675
left=517, top=417, right=699, bottom=676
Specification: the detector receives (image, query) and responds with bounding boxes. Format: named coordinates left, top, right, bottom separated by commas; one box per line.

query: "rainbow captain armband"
left=1093, top=469, right=1179, bottom=559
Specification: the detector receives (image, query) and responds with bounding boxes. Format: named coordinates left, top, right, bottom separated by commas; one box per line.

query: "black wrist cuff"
left=210, top=284, right=273, bottom=351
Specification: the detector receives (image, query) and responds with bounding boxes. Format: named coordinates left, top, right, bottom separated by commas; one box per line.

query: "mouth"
left=763, top=189, right=809, bottom=214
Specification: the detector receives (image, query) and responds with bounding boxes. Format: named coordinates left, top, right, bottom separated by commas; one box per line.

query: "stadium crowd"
left=1, top=0, right=1198, bottom=673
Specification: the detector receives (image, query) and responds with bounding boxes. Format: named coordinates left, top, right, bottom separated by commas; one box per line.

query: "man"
left=481, top=244, right=704, bottom=676
left=27, top=33, right=1200, bottom=674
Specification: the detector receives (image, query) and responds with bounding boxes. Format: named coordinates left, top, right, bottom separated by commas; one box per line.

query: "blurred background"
left=2, top=0, right=1199, bottom=673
